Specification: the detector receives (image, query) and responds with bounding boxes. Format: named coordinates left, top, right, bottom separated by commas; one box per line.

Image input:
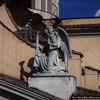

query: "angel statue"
left=33, top=25, right=72, bottom=73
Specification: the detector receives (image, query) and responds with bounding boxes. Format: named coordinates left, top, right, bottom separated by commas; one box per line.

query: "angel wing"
left=57, top=27, right=72, bottom=63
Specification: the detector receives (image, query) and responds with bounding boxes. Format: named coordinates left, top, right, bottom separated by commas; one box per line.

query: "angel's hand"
left=69, top=54, right=72, bottom=59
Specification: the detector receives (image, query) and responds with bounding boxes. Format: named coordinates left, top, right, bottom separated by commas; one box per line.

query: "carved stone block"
left=28, top=73, right=76, bottom=100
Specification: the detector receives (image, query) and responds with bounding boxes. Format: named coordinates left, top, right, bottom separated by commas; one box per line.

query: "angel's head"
left=46, top=25, right=53, bottom=33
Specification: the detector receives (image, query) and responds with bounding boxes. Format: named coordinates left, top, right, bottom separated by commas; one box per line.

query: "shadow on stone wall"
left=19, top=57, right=39, bottom=81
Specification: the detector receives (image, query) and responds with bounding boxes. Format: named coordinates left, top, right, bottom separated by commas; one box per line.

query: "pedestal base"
left=28, top=73, right=76, bottom=100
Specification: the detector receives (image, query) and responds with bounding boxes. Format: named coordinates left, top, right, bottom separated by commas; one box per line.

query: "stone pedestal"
left=28, top=73, right=76, bottom=100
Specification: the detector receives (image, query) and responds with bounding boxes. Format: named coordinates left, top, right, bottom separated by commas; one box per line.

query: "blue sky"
left=59, top=0, right=100, bottom=18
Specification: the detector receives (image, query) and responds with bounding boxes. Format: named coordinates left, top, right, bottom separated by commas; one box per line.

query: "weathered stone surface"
left=28, top=73, right=76, bottom=100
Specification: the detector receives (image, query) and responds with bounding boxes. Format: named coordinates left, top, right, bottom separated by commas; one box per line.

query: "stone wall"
left=0, top=23, right=34, bottom=80
left=70, top=36, right=100, bottom=70
left=84, top=68, right=99, bottom=90
left=68, top=54, right=82, bottom=86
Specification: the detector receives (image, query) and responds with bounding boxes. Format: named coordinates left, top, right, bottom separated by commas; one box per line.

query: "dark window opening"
left=99, top=85, right=100, bottom=89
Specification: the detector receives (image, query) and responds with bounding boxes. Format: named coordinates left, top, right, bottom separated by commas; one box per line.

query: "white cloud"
left=95, top=9, right=100, bottom=17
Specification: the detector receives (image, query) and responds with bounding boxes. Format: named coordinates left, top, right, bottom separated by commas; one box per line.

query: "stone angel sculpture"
left=33, top=26, right=72, bottom=73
